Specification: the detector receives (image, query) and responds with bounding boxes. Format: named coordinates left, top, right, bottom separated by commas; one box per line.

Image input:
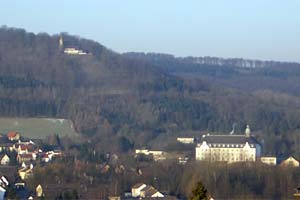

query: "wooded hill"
left=1, top=26, right=300, bottom=156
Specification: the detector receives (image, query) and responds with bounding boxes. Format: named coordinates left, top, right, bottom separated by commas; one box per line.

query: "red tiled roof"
left=7, top=131, right=19, bottom=138
left=18, top=154, right=33, bottom=159
left=15, top=144, right=35, bottom=151
left=40, top=153, right=49, bottom=158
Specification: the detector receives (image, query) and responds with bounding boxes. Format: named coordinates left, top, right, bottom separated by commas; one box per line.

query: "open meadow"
left=0, top=118, right=78, bottom=139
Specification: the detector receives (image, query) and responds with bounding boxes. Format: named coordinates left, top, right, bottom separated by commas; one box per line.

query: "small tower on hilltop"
left=59, top=35, right=64, bottom=49
left=245, top=124, right=251, bottom=137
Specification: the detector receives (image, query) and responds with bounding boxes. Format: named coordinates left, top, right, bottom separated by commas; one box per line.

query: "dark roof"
left=201, top=134, right=260, bottom=145
left=141, top=186, right=159, bottom=197
left=132, top=183, right=145, bottom=189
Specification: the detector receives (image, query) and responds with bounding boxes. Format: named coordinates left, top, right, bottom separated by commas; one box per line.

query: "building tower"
left=59, top=35, right=64, bottom=49
left=245, top=125, right=251, bottom=137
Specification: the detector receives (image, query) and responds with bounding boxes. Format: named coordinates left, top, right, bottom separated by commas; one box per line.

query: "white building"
left=64, top=47, right=87, bottom=55
left=280, top=156, right=300, bottom=167
left=131, top=183, right=164, bottom=198
left=0, top=155, right=10, bottom=165
left=196, top=126, right=261, bottom=163
left=177, top=137, right=194, bottom=144
left=135, top=149, right=166, bottom=161
left=140, top=185, right=164, bottom=198
left=132, top=183, right=147, bottom=197
left=260, top=156, right=277, bottom=165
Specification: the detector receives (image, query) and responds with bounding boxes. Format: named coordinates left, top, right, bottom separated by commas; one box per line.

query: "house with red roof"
left=17, top=153, right=36, bottom=163
left=7, top=131, right=20, bottom=141
left=13, top=143, right=37, bottom=155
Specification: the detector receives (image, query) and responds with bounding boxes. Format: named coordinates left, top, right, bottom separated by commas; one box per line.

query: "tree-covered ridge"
left=124, top=52, right=300, bottom=95
left=1, top=26, right=300, bottom=156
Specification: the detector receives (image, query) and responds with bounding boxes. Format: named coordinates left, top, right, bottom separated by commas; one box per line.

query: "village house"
left=135, top=149, right=166, bottom=161
left=196, top=125, right=262, bottom=163
left=17, top=153, right=36, bottom=163
left=0, top=176, right=9, bottom=200
left=260, top=156, right=277, bottom=166
left=36, top=184, right=43, bottom=197
left=0, top=154, right=10, bottom=165
left=131, top=183, right=164, bottom=198
left=0, top=143, right=14, bottom=152
left=132, top=183, right=147, bottom=197
left=140, top=185, right=164, bottom=198
left=64, top=47, right=87, bottom=55
left=177, top=137, right=194, bottom=144
left=18, top=164, right=33, bottom=180
left=0, top=176, right=9, bottom=188
left=7, top=131, right=20, bottom=141
left=280, top=156, right=300, bottom=167
left=178, top=156, right=189, bottom=165
left=40, top=153, right=51, bottom=163
left=13, top=141, right=38, bottom=155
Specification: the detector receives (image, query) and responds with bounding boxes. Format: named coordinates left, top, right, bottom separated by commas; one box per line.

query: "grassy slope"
left=0, top=118, right=78, bottom=139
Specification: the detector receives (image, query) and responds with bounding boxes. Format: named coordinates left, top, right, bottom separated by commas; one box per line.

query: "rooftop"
left=132, top=183, right=145, bottom=189
left=7, top=131, right=19, bottom=138
left=201, top=134, right=260, bottom=145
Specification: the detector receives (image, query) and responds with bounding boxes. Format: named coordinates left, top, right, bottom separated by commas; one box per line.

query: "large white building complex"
left=196, top=125, right=262, bottom=163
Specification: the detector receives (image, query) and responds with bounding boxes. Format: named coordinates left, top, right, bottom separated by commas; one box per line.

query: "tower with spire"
left=245, top=124, right=251, bottom=137
left=59, top=35, right=64, bottom=49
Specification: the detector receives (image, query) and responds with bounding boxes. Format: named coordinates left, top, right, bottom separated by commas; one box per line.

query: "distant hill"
left=124, top=52, right=300, bottom=95
left=1, top=26, right=300, bottom=156
left=124, top=52, right=300, bottom=69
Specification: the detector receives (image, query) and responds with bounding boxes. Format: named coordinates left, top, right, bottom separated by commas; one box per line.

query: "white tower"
left=245, top=125, right=251, bottom=137
left=59, top=35, right=63, bottom=49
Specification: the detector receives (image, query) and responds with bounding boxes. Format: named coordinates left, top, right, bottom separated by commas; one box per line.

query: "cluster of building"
left=0, top=175, right=44, bottom=200
left=195, top=125, right=300, bottom=167
left=135, top=125, right=300, bottom=168
left=59, top=36, right=88, bottom=55
left=0, top=131, right=62, bottom=180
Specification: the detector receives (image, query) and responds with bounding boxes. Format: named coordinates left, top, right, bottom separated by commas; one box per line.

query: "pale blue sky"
left=1, top=1, right=300, bottom=62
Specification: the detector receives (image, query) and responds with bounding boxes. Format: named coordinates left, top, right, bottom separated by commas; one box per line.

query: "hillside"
left=124, top=52, right=300, bottom=95
left=1, top=27, right=300, bottom=156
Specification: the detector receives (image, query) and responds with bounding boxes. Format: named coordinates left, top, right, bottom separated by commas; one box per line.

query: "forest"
left=1, top=26, right=300, bottom=157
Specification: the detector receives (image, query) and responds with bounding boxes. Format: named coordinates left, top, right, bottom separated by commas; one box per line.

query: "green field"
left=0, top=118, right=78, bottom=139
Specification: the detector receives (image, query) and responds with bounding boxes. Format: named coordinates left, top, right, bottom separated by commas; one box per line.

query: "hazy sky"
left=1, top=1, right=300, bottom=62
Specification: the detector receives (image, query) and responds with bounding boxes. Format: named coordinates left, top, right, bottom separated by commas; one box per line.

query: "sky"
left=1, top=1, right=300, bottom=62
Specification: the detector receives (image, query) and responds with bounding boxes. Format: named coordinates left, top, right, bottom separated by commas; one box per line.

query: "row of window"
left=208, top=143, right=255, bottom=148
left=197, top=155, right=255, bottom=161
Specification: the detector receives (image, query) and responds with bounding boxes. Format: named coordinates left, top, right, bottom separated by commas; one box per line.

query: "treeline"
left=25, top=155, right=300, bottom=199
